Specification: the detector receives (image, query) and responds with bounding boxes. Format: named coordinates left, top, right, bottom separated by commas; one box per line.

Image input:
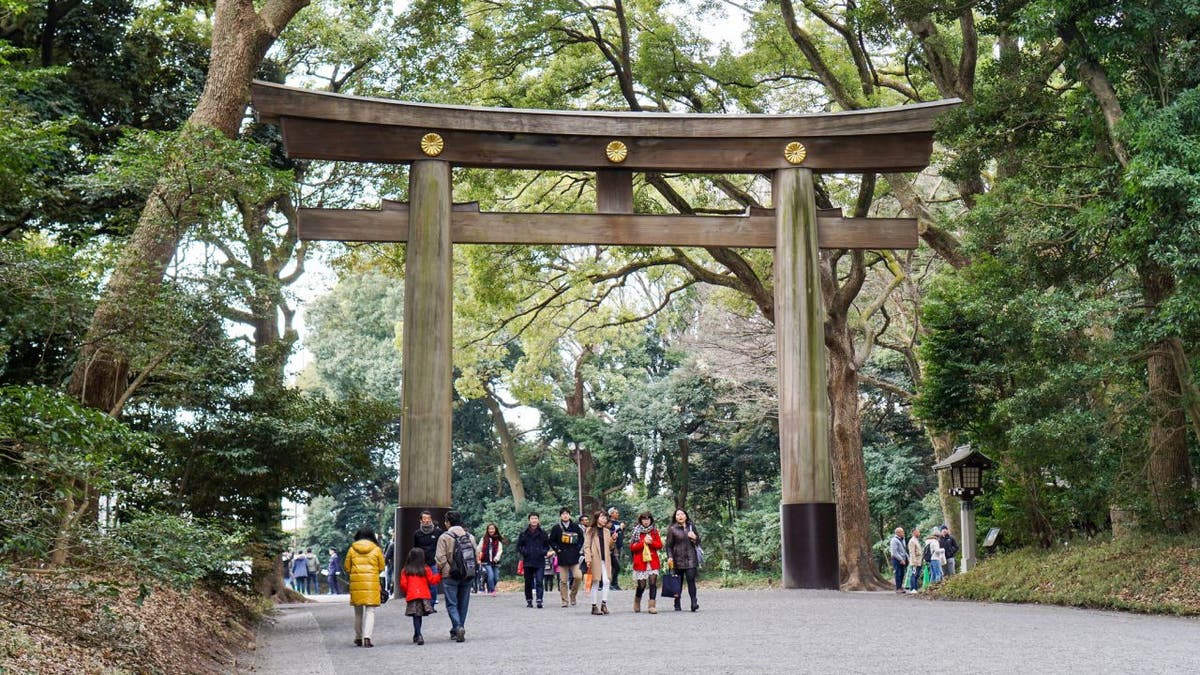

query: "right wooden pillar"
left=774, top=167, right=839, bottom=589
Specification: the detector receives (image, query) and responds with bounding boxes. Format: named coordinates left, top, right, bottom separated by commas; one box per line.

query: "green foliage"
left=104, top=511, right=249, bottom=590
left=934, top=535, right=1200, bottom=616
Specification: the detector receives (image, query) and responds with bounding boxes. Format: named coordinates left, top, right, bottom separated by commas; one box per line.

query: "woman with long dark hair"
left=476, top=523, right=505, bottom=596
left=665, top=508, right=702, bottom=612
left=583, top=510, right=615, bottom=615
left=629, top=511, right=663, bottom=614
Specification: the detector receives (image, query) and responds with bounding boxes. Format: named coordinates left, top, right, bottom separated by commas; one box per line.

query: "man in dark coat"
left=413, top=510, right=444, bottom=610
left=517, top=512, right=551, bottom=608
left=608, top=507, right=625, bottom=590
left=549, top=507, right=585, bottom=607
left=940, top=525, right=959, bottom=576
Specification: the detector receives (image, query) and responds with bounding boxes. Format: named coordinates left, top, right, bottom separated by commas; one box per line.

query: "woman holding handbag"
left=629, top=511, right=663, bottom=614
left=665, top=508, right=702, bottom=612
left=343, top=526, right=387, bottom=647
left=583, top=510, right=615, bottom=615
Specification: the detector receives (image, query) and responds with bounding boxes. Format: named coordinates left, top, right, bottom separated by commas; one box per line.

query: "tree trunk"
left=929, top=431, right=958, bottom=533
left=482, top=390, right=526, bottom=508
left=1141, top=266, right=1196, bottom=531
left=68, top=0, right=310, bottom=413
left=675, top=436, right=690, bottom=510
left=827, top=340, right=888, bottom=590
left=565, top=347, right=600, bottom=515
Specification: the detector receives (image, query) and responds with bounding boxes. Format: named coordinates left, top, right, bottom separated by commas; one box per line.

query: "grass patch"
left=931, top=534, right=1200, bottom=615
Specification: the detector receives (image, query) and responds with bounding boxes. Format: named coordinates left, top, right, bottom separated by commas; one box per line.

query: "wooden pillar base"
left=781, top=502, right=839, bottom=589
left=395, top=506, right=451, bottom=573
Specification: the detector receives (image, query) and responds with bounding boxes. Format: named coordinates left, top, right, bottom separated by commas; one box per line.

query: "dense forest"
left=3, top=0, right=1198, bottom=614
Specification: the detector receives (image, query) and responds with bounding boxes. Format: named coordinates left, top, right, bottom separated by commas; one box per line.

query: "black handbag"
left=380, top=585, right=390, bottom=604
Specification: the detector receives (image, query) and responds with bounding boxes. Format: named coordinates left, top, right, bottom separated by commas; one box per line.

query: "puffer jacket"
left=343, top=539, right=386, bottom=607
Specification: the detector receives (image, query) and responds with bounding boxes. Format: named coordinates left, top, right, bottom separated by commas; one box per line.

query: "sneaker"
left=455, top=628, right=466, bottom=643
left=526, top=600, right=533, bottom=608
left=537, top=602, right=543, bottom=609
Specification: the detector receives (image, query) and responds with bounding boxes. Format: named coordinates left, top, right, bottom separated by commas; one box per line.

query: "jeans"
left=327, top=573, right=340, bottom=594
left=443, top=578, right=471, bottom=633
left=929, top=560, right=943, bottom=583
left=891, top=559, right=907, bottom=591
left=482, top=563, right=499, bottom=593
left=429, top=581, right=439, bottom=608
left=907, top=565, right=922, bottom=591
left=523, top=564, right=544, bottom=603
left=945, top=558, right=956, bottom=576
left=674, top=567, right=698, bottom=608
left=294, top=575, right=307, bottom=593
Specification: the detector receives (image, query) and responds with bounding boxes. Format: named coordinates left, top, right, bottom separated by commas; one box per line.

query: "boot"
left=633, top=596, right=641, bottom=613
left=570, top=581, right=578, bottom=606
left=601, top=601, right=609, bottom=615
left=591, top=604, right=601, bottom=615
left=648, top=599, right=657, bottom=614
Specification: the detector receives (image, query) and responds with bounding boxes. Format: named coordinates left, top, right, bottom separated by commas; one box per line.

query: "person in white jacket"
left=923, top=532, right=945, bottom=583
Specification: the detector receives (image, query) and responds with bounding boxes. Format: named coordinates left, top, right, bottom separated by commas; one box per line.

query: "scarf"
left=631, top=524, right=655, bottom=563
left=418, top=522, right=435, bottom=535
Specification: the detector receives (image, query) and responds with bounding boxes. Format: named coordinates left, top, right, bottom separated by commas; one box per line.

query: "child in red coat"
left=399, top=547, right=442, bottom=645
left=629, top=511, right=664, bottom=614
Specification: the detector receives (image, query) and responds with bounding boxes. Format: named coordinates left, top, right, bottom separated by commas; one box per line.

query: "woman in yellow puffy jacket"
left=343, top=526, right=387, bottom=647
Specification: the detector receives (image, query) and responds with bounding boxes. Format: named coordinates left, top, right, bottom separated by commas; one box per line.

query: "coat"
left=343, top=539, right=386, bottom=607
left=517, top=526, right=550, bottom=565
left=583, top=526, right=614, bottom=578
left=630, top=528, right=663, bottom=572
left=399, top=565, right=442, bottom=601
left=665, top=523, right=702, bottom=570
left=549, top=521, right=585, bottom=566
left=414, top=525, right=443, bottom=567
left=908, top=536, right=924, bottom=567
left=434, top=526, right=477, bottom=580
left=924, top=536, right=945, bottom=564
left=889, top=535, right=908, bottom=563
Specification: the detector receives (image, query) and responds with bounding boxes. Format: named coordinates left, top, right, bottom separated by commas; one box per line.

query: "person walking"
left=399, top=546, right=442, bottom=646
left=304, top=548, right=320, bottom=594
left=629, top=511, right=663, bottom=614
left=290, top=548, right=310, bottom=595
left=549, top=508, right=584, bottom=607
left=583, top=510, right=616, bottom=615
left=665, top=508, right=701, bottom=612
left=608, top=507, right=625, bottom=591
left=924, top=530, right=945, bottom=584
left=413, top=511, right=444, bottom=611
left=888, top=528, right=908, bottom=594
left=517, top=512, right=551, bottom=608
left=476, top=523, right=504, bottom=596
left=434, top=511, right=477, bottom=642
left=907, top=528, right=923, bottom=593
left=940, top=526, right=959, bottom=576
left=343, top=526, right=386, bottom=648
left=327, top=547, right=342, bottom=595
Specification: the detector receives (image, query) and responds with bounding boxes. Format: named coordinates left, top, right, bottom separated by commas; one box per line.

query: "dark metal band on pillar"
left=774, top=167, right=839, bottom=589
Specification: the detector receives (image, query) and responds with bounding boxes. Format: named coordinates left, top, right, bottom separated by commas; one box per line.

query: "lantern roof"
left=932, top=445, right=996, bottom=471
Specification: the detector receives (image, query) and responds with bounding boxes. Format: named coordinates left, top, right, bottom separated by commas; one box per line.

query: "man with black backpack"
left=435, top=511, right=477, bottom=643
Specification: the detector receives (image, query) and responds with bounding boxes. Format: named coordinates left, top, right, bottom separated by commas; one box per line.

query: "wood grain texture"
left=278, top=117, right=936, bottom=172
left=398, top=160, right=454, bottom=507
left=253, top=80, right=959, bottom=138
left=596, top=170, right=633, bottom=213
left=297, top=209, right=918, bottom=249
left=774, top=168, right=834, bottom=504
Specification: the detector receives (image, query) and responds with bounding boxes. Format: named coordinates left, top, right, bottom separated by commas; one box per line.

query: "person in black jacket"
left=608, top=507, right=625, bottom=590
left=940, top=526, right=959, bottom=576
left=413, top=511, right=443, bottom=610
left=549, top=507, right=585, bottom=607
left=517, top=512, right=551, bottom=608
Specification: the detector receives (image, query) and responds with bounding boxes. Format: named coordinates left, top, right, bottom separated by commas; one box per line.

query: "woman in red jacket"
left=399, top=547, right=442, bottom=645
left=629, top=511, right=664, bottom=614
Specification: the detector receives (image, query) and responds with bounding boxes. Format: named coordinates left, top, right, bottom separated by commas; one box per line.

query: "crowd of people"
left=282, top=547, right=343, bottom=595
left=886, top=525, right=960, bottom=593
left=332, top=506, right=706, bottom=647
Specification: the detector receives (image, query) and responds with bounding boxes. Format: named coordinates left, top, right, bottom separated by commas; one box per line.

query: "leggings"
left=412, top=615, right=422, bottom=635
left=673, top=568, right=697, bottom=607
left=635, top=575, right=658, bottom=600
left=590, top=561, right=611, bottom=605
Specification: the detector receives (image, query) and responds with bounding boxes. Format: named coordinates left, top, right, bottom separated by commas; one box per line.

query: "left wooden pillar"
left=397, top=159, right=453, bottom=567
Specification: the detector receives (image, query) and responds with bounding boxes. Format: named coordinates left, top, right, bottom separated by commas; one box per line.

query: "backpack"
left=450, top=532, right=477, bottom=580
left=922, top=543, right=932, bottom=564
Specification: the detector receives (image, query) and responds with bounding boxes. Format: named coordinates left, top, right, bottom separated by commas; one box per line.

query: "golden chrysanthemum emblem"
left=420, top=133, right=445, bottom=157
left=784, top=141, right=807, bottom=165
left=605, top=140, right=628, bottom=163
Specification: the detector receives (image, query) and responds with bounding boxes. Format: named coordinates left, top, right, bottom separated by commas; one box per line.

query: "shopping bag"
left=661, top=572, right=682, bottom=598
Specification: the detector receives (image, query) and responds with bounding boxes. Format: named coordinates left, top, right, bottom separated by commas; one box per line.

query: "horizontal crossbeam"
left=297, top=205, right=917, bottom=250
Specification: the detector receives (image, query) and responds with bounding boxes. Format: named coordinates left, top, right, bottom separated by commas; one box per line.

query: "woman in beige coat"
left=583, top=510, right=615, bottom=615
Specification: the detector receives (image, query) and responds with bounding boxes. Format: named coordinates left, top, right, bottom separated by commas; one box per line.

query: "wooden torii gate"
left=251, top=81, right=958, bottom=589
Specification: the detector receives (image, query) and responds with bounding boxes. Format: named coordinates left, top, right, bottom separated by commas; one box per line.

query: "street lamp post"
left=933, top=445, right=995, bottom=572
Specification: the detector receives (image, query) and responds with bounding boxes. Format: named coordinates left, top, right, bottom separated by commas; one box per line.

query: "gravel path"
left=238, top=587, right=1199, bottom=674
